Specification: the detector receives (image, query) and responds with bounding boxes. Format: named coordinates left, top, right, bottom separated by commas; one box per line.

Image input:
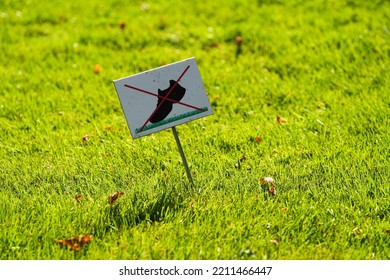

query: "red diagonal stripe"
left=124, top=84, right=204, bottom=111
left=139, top=65, right=189, bottom=132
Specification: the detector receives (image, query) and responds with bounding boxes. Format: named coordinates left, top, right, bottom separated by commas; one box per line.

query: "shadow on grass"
left=91, top=183, right=189, bottom=238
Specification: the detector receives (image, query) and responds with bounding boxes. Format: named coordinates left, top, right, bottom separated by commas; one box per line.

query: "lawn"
left=0, top=0, right=389, bottom=259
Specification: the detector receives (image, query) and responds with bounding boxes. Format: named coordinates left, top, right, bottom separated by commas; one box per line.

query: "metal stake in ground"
left=171, top=126, right=194, bottom=185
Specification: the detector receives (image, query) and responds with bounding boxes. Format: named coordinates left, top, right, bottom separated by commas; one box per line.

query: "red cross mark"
left=124, top=65, right=205, bottom=132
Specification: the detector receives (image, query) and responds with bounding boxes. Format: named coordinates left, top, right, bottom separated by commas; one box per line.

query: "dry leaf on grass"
left=56, top=235, right=92, bottom=251
left=268, top=186, right=277, bottom=195
left=260, top=177, right=275, bottom=186
left=93, top=64, right=102, bottom=73
left=260, top=177, right=277, bottom=195
left=276, top=115, right=288, bottom=123
left=234, top=35, right=243, bottom=45
left=74, top=194, right=83, bottom=202
left=108, top=191, right=124, bottom=204
left=119, top=21, right=126, bottom=29
left=239, top=155, right=247, bottom=162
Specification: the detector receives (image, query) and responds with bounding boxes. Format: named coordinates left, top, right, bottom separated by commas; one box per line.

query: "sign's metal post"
left=171, top=126, right=194, bottom=186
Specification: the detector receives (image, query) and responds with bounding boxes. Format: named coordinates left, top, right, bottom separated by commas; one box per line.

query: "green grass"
left=1, top=0, right=389, bottom=260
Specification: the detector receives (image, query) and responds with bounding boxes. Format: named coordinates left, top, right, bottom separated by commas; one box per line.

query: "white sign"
left=113, top=58, right=213, bottom=139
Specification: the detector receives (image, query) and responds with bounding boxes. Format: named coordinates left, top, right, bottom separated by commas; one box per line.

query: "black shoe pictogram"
left=149, top=80, right=186, bottom=123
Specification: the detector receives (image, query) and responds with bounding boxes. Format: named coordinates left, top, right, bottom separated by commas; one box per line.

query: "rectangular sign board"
left=113, top=58, right=213, bottom=139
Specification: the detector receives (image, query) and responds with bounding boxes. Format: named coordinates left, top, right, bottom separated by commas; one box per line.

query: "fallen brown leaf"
left=260, top=177, right=277, bottom=195
left=276, top=115, right=288, bottom=123
left=56, top=235, right=92, bottom=251
left=268, top=186, right=277, bottom=195
left=260, top=177, right=275, bottom=186
left=93, top=64, right=102, bottom=73
left=108, top=191, right=124, bottom=204
left=234, top=35, right=243, bottom=45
